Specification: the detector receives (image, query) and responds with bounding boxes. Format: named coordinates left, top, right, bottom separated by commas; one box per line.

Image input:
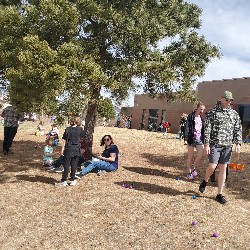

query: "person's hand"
left=235, top=144, right=241, bottom=154
left=204, top=144, right=210, bottom=155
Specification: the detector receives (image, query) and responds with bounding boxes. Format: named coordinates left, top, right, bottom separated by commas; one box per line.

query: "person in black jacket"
left=184, top=102, right=206, bottom=180
left=55, top=117, right=84, bottom=186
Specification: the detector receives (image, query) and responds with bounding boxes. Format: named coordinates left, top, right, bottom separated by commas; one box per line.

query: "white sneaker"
left=55, top=181, right=68, bottom=187
left=55, top=166, right=64, bottom=173
left=69, top=180, right=77, bottom=186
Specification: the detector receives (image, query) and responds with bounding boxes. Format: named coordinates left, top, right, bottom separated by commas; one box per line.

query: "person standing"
left=1, top=104, right=20, bottom=155
left=179, top=113, right=188, bottom=144
left=55, top=117, right=84, bottom=186
left=199, top=91, right=242, bottom=204
left=184, top=102, right=206, bottom=180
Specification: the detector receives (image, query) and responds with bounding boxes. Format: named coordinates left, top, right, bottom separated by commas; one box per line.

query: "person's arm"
left=204, top=112, right=212, bottom=155
left=233, top=113, right=242, bottom=154
left=60, top=139, right=66, bottom=156
left=98, top=152, right=116, bottom=162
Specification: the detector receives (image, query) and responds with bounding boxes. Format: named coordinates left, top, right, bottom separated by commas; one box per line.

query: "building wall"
left=129, top=77, right=250, bottom=134
left=132, top=94, right=194, bottom=133
left=197, top=77, right=250, bottom=105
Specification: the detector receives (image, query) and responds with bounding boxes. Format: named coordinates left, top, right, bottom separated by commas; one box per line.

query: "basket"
left=228, top=153, right=245, bottom=170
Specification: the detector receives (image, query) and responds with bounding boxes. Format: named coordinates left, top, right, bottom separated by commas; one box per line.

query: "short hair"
left=70, top=117, right=81, bottom=126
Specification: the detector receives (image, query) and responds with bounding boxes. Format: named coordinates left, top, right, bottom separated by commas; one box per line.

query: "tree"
left=97, top=97, right=116, bottom=120
left=0, top=0, right=220, bottom=151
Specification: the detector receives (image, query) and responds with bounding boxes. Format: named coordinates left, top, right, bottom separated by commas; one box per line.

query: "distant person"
left=47, top=124, right=60, bottom=146
left=184, top=102, right=205, bottom=180
left=76, top=135, right=119, bottom=179
left=55, top=117, right=84, bottom=186
left=36, top=121, right=45, bottom=136
left=116, top=114, right=121, bottom=127
left=1, top=104, right=20, bottom=155
left=43, top=138, right=58, bottom=168
left=50, top=114, right=56, bottom=123
left=199, top=91, right=242, bottom=204
left=179, top=113, right=188, bottom=144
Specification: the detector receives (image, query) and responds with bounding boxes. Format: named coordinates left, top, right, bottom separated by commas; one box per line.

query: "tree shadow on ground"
left=13, top=174, right=57, bottom=185
left=129, top=152, right=250, bottom=201
left=114, top=180, right=203, bottom=197
left=0, top=140, right=52, bottom=184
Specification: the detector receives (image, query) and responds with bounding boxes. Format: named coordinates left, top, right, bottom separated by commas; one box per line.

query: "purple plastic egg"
left=191, top=221, right=197, bottom=226
left=212, top=232, right=219, bottom=237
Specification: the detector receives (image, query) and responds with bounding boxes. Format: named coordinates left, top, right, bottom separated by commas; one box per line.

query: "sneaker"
left=215, top=194, right=227, bottom=204
left=55, top=181, right=68, bottom=187
left=97, top=170, right=106, bottom=176
left=187, top=173, right=194, bottom=180
left=191, top=168, right=198, bottom=177
left=199, top=180, right=207, bottom=193
left=69, top=180, right=77, bottom=186
left=55, top=166, right=64, bottom=173
left=46, top=166, right=55, bottom=171
left=75, top=174, right=82, bottom=180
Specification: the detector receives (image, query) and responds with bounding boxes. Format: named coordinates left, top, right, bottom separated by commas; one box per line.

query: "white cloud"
left=199, top=56, right=250, bottom=82
left=124, top=1, right=250, bottom=106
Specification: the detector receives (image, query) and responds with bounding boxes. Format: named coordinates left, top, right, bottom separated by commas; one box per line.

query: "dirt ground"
left=0, top=121, right=249, bottom=250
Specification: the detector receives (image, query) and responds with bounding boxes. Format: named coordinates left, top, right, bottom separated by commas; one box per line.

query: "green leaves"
left=0, top=0, right=220, bottom=113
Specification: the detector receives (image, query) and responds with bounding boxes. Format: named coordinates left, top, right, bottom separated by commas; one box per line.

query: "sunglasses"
left=104, top=138, right=110, bottom=141
left=225, top=98, right=233, bottom=102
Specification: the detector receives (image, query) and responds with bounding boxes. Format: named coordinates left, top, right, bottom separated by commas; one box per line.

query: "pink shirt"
left=194, top=116, right=202, bottom=141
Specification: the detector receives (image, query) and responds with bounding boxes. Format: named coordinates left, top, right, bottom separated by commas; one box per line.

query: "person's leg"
left=80, top=160, right=116, bottom=176
left=192, top=144, right=204, bottom=170
left=217, top=164, right=227, bottom=194
left=6, top=127, right=18, bottom=152
left=3, top=127, right=10, bottom=152
left=54, top=155, right=65, bottom=168
left=70, top=156, right=79, bottom=181
left=187, top=145, right=194, bottom=173
left=204, top=163, right=217, bottom=181
left=199, top=145, right=219, bottom=193
left=61, top=156, right=71, bottom=182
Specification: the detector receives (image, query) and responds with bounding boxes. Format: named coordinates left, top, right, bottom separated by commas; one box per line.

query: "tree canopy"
left=0, top=0, right=220, bottom=148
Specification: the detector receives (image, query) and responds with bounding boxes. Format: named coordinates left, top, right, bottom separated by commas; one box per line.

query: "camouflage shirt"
left=204, top=101, right=242, bottom=146
left=1, top=105, right=19, bottom=127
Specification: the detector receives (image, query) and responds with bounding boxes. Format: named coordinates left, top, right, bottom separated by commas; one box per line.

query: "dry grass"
left=0, top=121, right=249, bottom=250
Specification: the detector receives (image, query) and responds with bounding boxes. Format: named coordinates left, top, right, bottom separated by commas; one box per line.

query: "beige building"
left=128, top=77, right=250, bottom=137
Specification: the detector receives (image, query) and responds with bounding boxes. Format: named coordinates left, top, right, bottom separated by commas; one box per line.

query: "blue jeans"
left=80, top=160, right=116, bottom=176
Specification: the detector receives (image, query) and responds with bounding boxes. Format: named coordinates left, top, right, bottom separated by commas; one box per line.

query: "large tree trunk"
left=84, top=89, right=100, bottom=159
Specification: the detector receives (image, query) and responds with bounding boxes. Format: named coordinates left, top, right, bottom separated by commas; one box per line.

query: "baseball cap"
left=223, top=91, right=234, bottom=101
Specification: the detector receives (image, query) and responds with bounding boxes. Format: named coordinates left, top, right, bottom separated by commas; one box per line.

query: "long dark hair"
left=100, top=135, right=114, bottom=146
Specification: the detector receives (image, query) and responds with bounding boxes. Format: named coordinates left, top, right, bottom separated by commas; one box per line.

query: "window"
left=148, top=109, right=158, bottom=131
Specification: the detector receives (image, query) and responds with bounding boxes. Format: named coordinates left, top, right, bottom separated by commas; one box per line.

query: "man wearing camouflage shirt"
left=199, top=91, right=242, bottom=204
left=1, top=104, right=20, bottom=155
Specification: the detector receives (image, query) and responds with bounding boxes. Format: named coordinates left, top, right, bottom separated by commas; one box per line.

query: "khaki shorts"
left=209, top=145, right=232, bottom=164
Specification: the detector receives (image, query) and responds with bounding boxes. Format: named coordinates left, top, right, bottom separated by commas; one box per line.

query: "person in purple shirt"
left=184, top=102, right=206, bottom=180
left=76, top=134, right=119, bottom=179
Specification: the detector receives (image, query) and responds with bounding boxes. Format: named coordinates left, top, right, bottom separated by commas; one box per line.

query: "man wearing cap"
left=199, top=91, right=242, bottom=204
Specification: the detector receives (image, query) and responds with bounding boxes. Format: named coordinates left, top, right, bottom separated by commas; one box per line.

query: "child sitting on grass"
left=36, top=121, right=45, bottom=136
left=43, top=138, right=58, bottom=169
left=47, top=124, right=60, bottom=146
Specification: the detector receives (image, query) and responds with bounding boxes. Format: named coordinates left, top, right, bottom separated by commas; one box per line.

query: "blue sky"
left=123, top=0, right=250, bottom=106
